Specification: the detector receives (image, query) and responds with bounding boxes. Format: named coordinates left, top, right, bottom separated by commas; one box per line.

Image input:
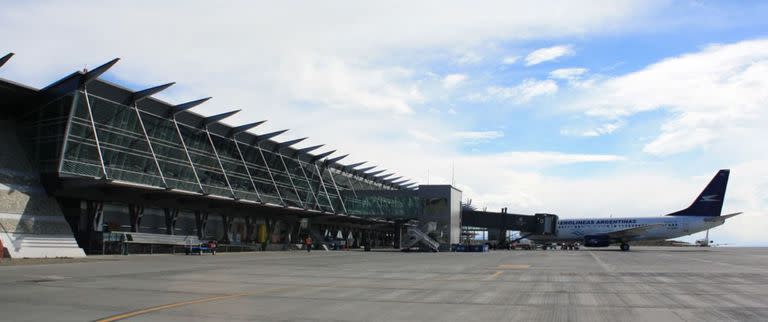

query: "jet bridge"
left=461, top=210, right=558, bottom=242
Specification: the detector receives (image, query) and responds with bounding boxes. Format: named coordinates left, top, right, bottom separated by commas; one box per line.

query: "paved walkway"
left=1, top=247, right=767, bottom=321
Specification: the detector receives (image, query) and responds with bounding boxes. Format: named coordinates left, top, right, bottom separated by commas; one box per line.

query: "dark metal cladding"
left=170, top=97, right=212, bottom=116
left=0, top=53, right=14, bottom=68
left=129, top=82, right=175, bottom=105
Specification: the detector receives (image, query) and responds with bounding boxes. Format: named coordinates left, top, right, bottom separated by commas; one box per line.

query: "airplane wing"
left=605, top=224, right=664, bottom=240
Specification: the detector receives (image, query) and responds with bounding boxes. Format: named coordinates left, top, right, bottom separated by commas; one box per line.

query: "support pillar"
left=222, top=215, right=233, bottom=244
left=128, top=204, right=144, bottom=233
left=85, top=201, right=104, bottom=232
left=244, top=216, right=255, bottom=243
left=195, top=211, right=208, bottom=240
left=393, top=220, right=406, bottom=249
left=164, top=208, right=179, bottom=235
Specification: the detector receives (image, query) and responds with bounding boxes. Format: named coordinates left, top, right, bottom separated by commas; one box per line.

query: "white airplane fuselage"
left=528, top=215, right=730, bottom=243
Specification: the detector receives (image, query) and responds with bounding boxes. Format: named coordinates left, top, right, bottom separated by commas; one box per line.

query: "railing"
left=402, top=227, right=440, bottom=252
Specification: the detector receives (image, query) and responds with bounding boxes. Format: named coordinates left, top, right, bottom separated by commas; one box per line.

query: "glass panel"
left=87, top=94, right=163, bottom=187
left=209, top=134, right=260, bottom=202
left=176, top=124, right=231, bottom=197
left=298, top=162, right=333, bottom=212
left=61, top=92, right=105, bottom=177
left=234, top=142, right=283, bottom=205
left=259, top=149, right=302, bottom=207
left=284, top=157, right=318, bottom=210
left=139, top=112, right=201, bottom=192
left=17, top=94, right=73, bottom=173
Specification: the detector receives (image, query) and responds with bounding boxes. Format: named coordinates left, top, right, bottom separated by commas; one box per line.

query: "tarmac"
left=1, top=247, right=767, bottom=321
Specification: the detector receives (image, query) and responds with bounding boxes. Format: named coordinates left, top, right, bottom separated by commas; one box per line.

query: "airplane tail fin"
left=667, top=169, right=729, bottom=217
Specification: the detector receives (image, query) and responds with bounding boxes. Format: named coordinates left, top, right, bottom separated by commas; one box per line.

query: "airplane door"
left=682, top=220, right=690, bottom=234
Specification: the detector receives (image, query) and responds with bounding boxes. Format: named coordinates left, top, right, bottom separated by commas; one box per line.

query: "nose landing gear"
left=620, top=243, right=630, bottom=251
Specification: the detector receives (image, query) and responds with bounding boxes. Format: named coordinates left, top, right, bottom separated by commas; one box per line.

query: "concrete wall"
left=0, top=121, right=85, bottom=258
left=416, top=185, right=462, bottom=250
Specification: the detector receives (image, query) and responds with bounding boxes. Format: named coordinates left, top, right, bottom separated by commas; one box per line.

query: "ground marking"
left=588, top=251, right=614, bottom=272
left=497, top=264, right=530, bottom=269
left=487, top=271, right=503, bottom=280
left=94, top=286, right=299, bottom=322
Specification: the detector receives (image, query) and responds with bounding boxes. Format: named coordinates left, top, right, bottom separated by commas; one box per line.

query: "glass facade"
left=22, top=89, right=420, bottom=219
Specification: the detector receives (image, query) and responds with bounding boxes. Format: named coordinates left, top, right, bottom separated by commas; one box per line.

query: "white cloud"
left=476, top=79, right=558, bottom=103
left=549, top=67, right=588, bottom=80
left=451, top=130, right=504, bottom=140
left=573, top=38, right=768, bottom=156
left=288, top=55, right=422, bottom=114
left=502, top=55, right=520, bottom=64
left=560, top=120, right=624, bottom=137
left=441, top=73, right=468, bottom=88
left=525, top=45, right=574, bottom=66
left=407, top=129, right=441, bottom=143
left=456, top=52, right=483, bottom=65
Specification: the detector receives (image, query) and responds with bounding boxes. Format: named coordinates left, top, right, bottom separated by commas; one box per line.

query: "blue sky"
left=1, top=0, right=767, bottom=245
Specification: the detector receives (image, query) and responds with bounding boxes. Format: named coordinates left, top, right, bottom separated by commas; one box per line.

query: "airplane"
left=526, top=169, right=741, bottom=251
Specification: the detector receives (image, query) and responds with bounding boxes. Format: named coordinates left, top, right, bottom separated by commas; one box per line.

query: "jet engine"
left=583, top=235, right=611, bottom=247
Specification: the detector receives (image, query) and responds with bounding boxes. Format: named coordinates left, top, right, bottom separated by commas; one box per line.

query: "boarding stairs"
left=402, top=227, right=440, bottom=252
left=309, top=228, right=329, bottom=251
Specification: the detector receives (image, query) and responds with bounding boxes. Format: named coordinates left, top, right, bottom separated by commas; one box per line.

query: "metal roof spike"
left=377, top=173, right=395, bottom=179
left=344, top=161, right=367, bottom=169
left=310, top=150, right=335, bottom=163
left=81, top=58, right=120, bottom=87
left=202, top=110, right=240, bottom=127
left=229, top=120, right=267, bottom=137
left=253, top=129, right=288, bottom=143
left=275, top=137, right=307, bottom=150
left=387, top=176, right=403, bottom=183
left=358, top=166, right=376, bottom=172
left=0, top=53, right=14, bottom=68
left=367, top=169, right=386, bottom=176
left=295, top=144, right=324, bottom=154
left=131, top=82, right=175, bottom=104
left=172, top=97, right=212, bottom=116
left=326, top=154, right=349, bottom=164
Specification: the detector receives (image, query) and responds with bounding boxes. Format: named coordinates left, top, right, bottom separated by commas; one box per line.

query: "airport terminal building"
left=0, top=54, right=555, bottom=258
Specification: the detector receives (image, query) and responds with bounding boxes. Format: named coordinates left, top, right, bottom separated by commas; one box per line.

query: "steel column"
left=57, top=93, right=80, bottom=174
left=232, top=138, right=263, bottom=203
left=313, top=164, right=335, bottom=213
left=277, top=153, right=304, bottom=208
left=325, top=166, right=348, bottom=214
left=205, top=129, right=236, bottom=198
left=256, top=147, right=285, bottom=206
left=133, top=104, right=167, bottom=187
left=296, top=160, right=321, bottom=211
left=82, top=89, right=109, bottom=179
left=172, top=117, right=205, bottom=193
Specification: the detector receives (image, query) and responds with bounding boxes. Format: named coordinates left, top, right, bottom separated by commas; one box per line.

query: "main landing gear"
left=620, top=243, right=630, bottom=251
